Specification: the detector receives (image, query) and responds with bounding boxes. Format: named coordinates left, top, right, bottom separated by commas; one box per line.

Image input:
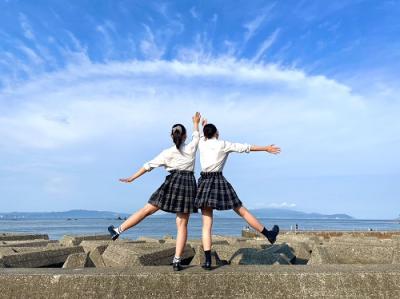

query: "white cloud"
left=268, top=202, right=297, bottom=208
left=252, top=28, right=280, bottom=62
left=19, top=13, right=35, bottom=40
left=0, top=57, right=399, bottom=178
left=140, top=24, right=165, bottom=60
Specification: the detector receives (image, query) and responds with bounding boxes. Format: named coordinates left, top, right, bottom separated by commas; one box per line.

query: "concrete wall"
left=1, top=265, right=400, bottom=298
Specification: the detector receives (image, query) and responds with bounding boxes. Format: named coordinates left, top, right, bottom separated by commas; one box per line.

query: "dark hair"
left=171, top=124, right=187, bottom=149
left=203, top=124, right=217, bottom=139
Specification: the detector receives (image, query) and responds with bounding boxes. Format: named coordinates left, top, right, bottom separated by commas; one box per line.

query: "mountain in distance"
left=0, top=209, right=130, bottom=220
left=0, top=208, right=353, bottom=220
left=246, top=208, right=353, bottom=220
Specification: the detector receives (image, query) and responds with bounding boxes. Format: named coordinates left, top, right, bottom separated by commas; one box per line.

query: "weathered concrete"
left=0, top=246, right=84, bottom=268
left=308, top=243, right=396, bottom=265
left=62, top=253, right=90, bottom=269
left=102, top=243, right=195, bottom=267
left=137, top=237, right=166, bottom=243
left=243, top=229, right=400, bottom=240
left=0, top=233, right=49, bottom=241
left=1, top=265, right=400, bottom=298
left=191, top=245, right=225, bottom=266
left=0, top=239, right=56, bottom=248
left=88, top=247, right=106, bottom=268
left=60, top=235, right=111, bottom=246
left=0, top=248, right=15, bottom=258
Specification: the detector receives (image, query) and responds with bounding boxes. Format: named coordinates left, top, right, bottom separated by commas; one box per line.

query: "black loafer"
left=201, top=262, right=212, bottom=271
left=173, top=262, right=183, bottom=271
left=267, top=225, right=280, bottom=244
left=107, top=225, right=119, bottom=241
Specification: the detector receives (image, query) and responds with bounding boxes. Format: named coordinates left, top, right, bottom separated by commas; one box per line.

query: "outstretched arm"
left=193, top=112, right=201, bottom=132
left=250, top=144, right=281, bottom=154
left=120, top=150, right=167, bottom=183
left=119, top=167, right=148, bottom=183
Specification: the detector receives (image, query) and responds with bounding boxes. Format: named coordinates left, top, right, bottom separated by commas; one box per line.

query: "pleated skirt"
left=148, top=170, right=198, bottom=214
left=194, top=172, right=243, bottom=210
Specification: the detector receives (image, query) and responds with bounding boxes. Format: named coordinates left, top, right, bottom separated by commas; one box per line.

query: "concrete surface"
left=1, top=265, right=400, bottom=298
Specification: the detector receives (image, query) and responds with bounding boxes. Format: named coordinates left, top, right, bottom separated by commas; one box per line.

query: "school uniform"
left=195, top=137, right=251, bottom=210
left=144, top=131, right=200, bottom=214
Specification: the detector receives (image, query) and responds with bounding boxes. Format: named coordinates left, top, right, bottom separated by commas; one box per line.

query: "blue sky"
left=0, top=0, right=399, bottom=219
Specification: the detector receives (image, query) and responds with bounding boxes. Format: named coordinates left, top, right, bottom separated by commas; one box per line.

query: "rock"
left=0, top=246, right=84, bottom=268
left=102, top=243, right=195, bottom=267
left=0, top=233, right=49, bottom=241
left=60, top=235, right=111, bottom=246
left=62, top=253, right=90, bottom=269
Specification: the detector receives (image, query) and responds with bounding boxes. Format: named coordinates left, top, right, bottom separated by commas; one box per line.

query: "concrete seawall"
left=1, top=265, right=400, bottom=298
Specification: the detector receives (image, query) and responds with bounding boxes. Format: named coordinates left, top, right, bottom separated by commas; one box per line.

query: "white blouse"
left=143, top=131, right=200, bottom=172
left=199, top=137, right=251, bottom=172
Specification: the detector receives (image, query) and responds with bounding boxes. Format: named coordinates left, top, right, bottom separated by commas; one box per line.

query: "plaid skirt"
left=148, top=170, right=197, bottom=214
left=194, top=172, right=243, bottom=210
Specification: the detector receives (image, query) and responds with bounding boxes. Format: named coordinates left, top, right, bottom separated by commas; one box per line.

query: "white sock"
left=173, top=256, right=181, bottom=263
left=114, top=226, right=122, bottom=234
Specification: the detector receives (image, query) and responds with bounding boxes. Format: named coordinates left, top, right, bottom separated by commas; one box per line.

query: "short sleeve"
left=222, top=141, right=251, bottom=153
left=143, top=150, right=167, bottom=171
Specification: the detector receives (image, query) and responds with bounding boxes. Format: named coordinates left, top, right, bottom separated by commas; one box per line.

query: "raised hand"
left=119, top=178, right=133, bottom=183
left=266, top=144, right=281, bottom=154
left=192, top=112, right=201, bottom=124
left=201, top=118, right=208, bottom=127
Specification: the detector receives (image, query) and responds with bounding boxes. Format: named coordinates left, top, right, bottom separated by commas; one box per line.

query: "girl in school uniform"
left=195, top=121, right=281, bottom=270
left=108, top=112, right=201, bottom=271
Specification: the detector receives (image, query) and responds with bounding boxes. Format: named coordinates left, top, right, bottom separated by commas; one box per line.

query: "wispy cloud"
left=18, top=13, right=35, bottom=40
left=251, top=28, right=280, bottom=62
left=140, top=24, right=165, bottom=60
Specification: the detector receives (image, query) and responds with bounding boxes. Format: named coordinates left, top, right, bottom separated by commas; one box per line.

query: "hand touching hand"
left=266, top=144, right=281, bottom=154
left=192, top=112, right=201, bottom=124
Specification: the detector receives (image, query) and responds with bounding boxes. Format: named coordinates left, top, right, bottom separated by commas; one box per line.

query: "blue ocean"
left=1, top=217, right=399, bottom=240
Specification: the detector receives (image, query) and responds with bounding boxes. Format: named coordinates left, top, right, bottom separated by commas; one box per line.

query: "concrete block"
left=0, top=240, right=56, bottom=248
left=285, top=241, right=311, bottom=264
left=0, top=233, right=49, bottom=241
left=137, top=237, right=166, bottom=244
left=60, top=235, right=111, bottom=246
left=88, top=247, right=106, bottom=268
left=308, top=244, right=395, bottom=265
left=229, top=245, right=293, bottom=265
left=212, top=235, right=247, bottom=245
left=0, top=246, right=84, bottom=268
left=102, top=243, right=195, bottom=267
left=79, top=241, right=111, bottom=254
left=0, top=248, right=16, bottom=258
left=190, top=245, right=225, bottom=266
left=62, top=253, right=89, bottom=269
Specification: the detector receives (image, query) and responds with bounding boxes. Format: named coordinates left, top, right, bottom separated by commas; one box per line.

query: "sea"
left=1, top=217, right=399, bottom=240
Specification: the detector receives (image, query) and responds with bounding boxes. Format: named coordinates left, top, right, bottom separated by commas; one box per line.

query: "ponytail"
left=171, top=124, right=187, bottom=149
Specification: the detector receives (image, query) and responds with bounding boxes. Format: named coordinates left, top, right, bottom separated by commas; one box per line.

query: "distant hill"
left=0, top=209, right=130, bottom=220
left=246, top=208, right=353, bottom=220
left=0, top=208, right=353, bottom=220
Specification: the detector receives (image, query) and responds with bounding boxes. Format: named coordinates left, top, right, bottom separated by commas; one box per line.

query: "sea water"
left=1, top=217, right=399, bottom=240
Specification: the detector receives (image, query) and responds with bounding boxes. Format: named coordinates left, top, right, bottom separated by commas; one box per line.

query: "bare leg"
left=175, top=213, right=189, bottom=257
left=119, top=204, right=159, bottom=232
left=234, top=205, right=264, bottom=232
left=201, top=208, right=213, bottom=251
